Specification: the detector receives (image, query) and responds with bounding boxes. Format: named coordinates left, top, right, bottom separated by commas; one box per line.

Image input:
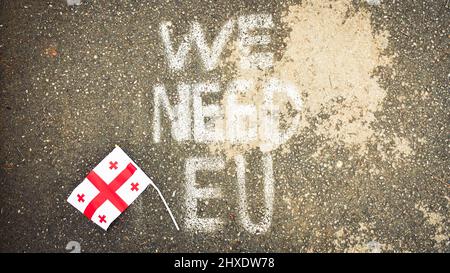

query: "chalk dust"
left=415, top=203, right=449, bottom=246
left=211, top=0, right=414, bottom=161
left=391, top=135, right=414, bottom=159
left=333, top=222, right=394, bottom=253
left=274, top=0, right=392, bottom=155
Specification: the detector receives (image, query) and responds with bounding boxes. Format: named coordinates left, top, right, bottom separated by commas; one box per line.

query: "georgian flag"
left=67, top=146, right=179, bottom=231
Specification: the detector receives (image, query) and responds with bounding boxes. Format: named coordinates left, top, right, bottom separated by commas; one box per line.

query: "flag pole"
left=150, top=183, right=180, bottom=231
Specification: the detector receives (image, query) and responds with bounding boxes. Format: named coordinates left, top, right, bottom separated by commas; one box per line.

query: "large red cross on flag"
left=67, top=146, right=179, bottom=231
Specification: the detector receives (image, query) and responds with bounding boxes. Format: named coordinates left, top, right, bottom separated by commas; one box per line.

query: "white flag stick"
left=150, top=182, right=180, bottom=231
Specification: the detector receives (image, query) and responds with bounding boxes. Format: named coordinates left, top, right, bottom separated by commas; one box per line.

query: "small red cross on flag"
left=67, top=146, right=173, bottom=230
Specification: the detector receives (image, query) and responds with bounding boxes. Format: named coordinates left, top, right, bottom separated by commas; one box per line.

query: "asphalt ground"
left=0, top=0, right=449, bottom=252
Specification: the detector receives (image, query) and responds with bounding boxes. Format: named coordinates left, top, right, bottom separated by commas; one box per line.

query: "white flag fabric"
left=67, top=146, right=178, bottom=231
